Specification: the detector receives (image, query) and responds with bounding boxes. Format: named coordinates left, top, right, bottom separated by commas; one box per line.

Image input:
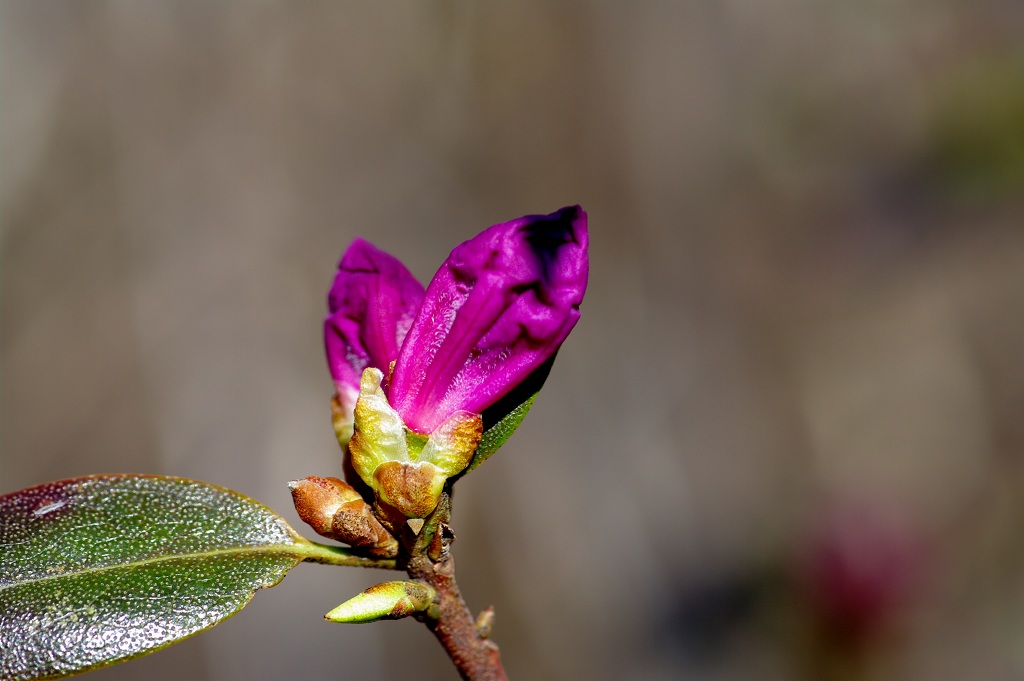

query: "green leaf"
left=465, top=392, right=537, bottom=474
left=462, top=355, right=554, bottom=475
left=0, top=475, right=313, bottom=680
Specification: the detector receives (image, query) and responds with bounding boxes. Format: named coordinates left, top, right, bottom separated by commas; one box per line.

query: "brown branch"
left=403, top=490, right=509, bottom=681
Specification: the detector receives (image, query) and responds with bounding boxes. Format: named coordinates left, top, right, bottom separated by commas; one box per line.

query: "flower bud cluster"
left=292, top=207, right=589, bottom=547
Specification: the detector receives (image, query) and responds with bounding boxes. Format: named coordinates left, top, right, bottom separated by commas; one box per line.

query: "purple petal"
left=389, top=206, right=589, bottom=433
left=324, top=239, right=425, bottom=413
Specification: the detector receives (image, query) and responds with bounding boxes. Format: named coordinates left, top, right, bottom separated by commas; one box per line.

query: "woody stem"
left=403, top=490, right=509, bottom=681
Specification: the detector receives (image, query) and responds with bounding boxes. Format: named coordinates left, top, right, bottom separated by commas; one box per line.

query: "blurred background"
left=3, top=3, right=1024, bottom=680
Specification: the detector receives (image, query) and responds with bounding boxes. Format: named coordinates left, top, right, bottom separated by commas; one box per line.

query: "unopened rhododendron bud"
left=324, top=206, right=589, bottom=517
left=388, top=206, right=589, bottom=433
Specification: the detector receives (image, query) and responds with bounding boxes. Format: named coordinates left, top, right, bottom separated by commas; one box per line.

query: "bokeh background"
left=4, top=3, right=1024, bottom=680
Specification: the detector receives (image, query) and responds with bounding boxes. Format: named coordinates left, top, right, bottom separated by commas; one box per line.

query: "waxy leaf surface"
left=466, top=393, right=538, bottom=474
left=0, top=475, right=307, bottom=680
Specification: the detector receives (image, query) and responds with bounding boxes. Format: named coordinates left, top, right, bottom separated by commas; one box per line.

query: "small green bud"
left=325, top=581, right=436, bottom=624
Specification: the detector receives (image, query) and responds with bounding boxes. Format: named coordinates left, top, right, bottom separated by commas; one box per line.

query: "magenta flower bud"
left=389, top=206, right=589, bottom=433
left=324, top=239, right=425, bottom=444
left=325, top=207, right=589, bottom=515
